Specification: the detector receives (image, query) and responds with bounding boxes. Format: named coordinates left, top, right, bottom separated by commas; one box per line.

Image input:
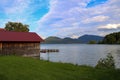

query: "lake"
left=40, top=44, right=120, bottom=68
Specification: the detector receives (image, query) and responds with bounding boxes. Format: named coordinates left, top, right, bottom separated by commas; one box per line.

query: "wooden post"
left=47, top=52, right=50, bottom=61
left=0, top=43, right=2, bottom=49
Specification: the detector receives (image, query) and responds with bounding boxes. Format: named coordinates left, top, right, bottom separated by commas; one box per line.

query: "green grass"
left=0, top=56, right=119, bottom=80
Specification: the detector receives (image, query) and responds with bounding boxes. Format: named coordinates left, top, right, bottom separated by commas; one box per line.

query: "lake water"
left=40, top=44, right=120, bottom=68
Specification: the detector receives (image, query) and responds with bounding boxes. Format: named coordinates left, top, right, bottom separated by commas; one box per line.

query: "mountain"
left=78, top=35, right=104, bottom=43
left=62, top=37, right=80, bottom=43
left=42, top=35, right=104, bottom=44
left=43, top=36, right=62, bottom=44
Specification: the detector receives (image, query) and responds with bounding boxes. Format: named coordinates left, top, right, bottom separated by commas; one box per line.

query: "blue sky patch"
left=86, top=0, right=108, bottom=8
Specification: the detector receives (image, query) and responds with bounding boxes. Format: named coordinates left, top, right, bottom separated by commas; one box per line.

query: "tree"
left=5, top=22, right=29, bottom=32
left=95, top=53, right=115, bottom=69
left=101, top=32, right=120, bottom=44
left=88, top=40, right=96, bottom=44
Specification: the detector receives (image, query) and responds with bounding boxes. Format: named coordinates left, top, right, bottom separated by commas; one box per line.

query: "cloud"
left=0, top=0, right=33, bottom=29
left=98, top=24, right=120, bottom=31
left=4, top=0, right=30, bottom=14
left=70, top=35, right=80, bottom=39
left=0, top=0, right=32, bottom=27
left=0, top=0, right=49, bottom=32
left=38, top=0, right=91, bottom=37
left=82, top=15, right=109, bottom=23
left=37, top=0, right=120, bottom=38
left=1, top=0, right=32, bottom=20
left=1, top=0, right=120, bottom=38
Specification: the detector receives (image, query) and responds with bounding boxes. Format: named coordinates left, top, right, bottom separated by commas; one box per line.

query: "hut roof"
left=0, top=30, right=44, bottom=42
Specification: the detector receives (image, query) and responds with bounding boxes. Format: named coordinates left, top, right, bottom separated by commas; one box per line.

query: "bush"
left=88, top=40, right=96, bottom=44
left=95, top=53, right=115, bottom=69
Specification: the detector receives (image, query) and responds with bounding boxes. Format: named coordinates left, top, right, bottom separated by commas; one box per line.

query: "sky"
left=0, top=0, right=120, bottom=39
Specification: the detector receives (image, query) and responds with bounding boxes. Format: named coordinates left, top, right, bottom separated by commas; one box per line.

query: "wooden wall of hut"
left=0, top=42, right=40, bottom=56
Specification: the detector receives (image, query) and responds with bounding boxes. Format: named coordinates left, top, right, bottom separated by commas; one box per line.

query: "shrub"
left=95, top=53, right=115, bottom=69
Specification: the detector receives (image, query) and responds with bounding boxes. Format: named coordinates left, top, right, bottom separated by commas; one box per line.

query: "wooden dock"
left=40, top=49, right=59, bottom=53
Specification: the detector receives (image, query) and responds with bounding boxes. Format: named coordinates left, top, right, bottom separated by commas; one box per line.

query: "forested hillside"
left=101, top=32, right=120, bottom=44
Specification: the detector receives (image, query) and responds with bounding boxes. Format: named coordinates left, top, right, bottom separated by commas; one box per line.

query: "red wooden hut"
left=0, top=29, right=44, bottom=56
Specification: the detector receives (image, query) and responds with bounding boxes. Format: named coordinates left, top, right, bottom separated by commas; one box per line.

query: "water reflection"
left=40, top=44, right=120, bottom=68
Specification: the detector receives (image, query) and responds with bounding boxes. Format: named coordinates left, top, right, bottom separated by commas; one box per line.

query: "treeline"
left=100, top=32, right=120, bottom=44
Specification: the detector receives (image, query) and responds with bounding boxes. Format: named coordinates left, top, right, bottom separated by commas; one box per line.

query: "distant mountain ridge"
left=42, top=35, right=104, bottom=44
left=78, top=35, right=104, bottom=43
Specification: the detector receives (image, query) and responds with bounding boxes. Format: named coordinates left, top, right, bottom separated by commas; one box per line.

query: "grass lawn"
left=0, top=56, right=119, bottom=80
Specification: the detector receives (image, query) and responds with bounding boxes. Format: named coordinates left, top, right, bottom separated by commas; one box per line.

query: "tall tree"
left=5, top=22, right=29, bottom=32
left=102, top=32, right=120, bottom=44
